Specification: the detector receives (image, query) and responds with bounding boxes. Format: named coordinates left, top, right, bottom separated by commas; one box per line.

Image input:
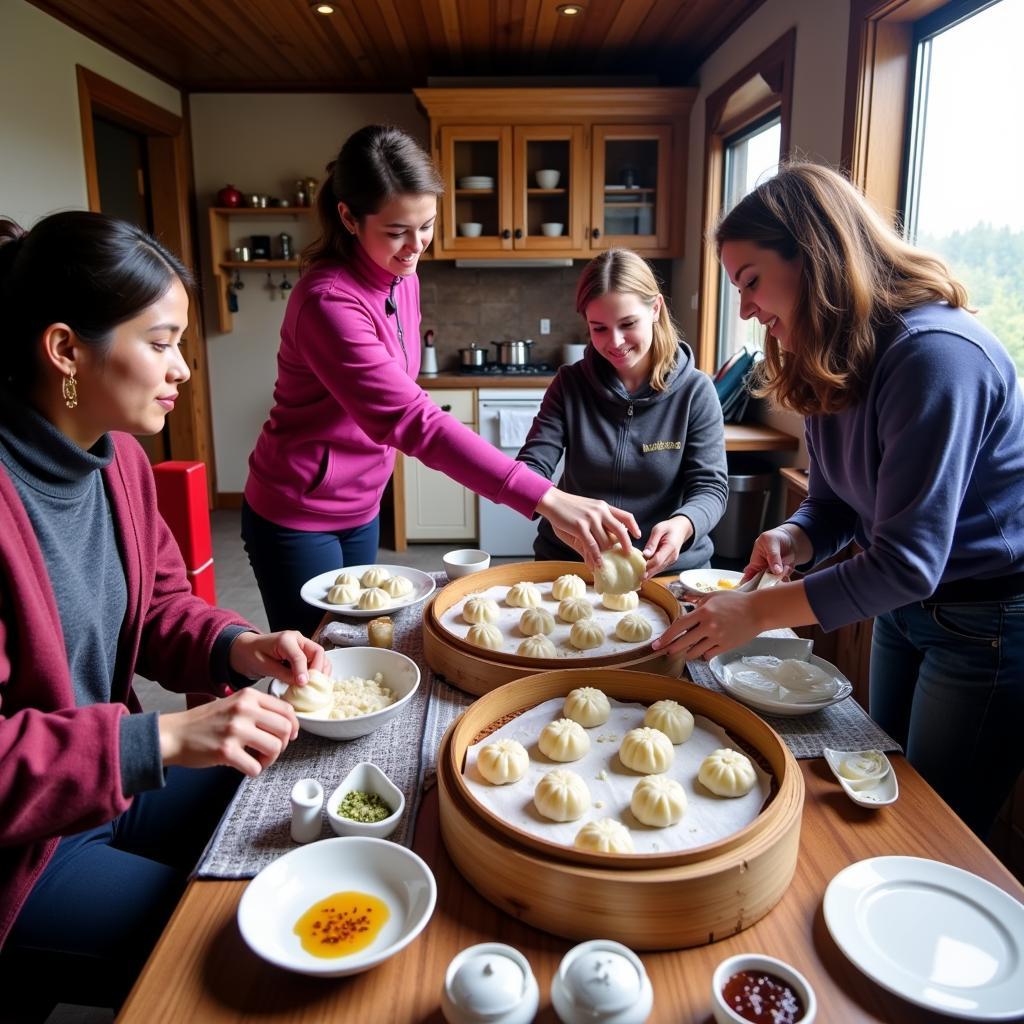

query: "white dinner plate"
left=299, top=564, right=435, bottom=617
left=824, top=856, right=1024, bottom=1020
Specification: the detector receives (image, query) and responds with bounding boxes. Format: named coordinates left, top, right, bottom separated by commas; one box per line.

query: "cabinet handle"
left=440, top=403, right=452, bottom=412
left=591, top=227, right=601, bottom=240
left=501, top=228, right=511, bottom=239
left=514, top=228, right=523, bottom=240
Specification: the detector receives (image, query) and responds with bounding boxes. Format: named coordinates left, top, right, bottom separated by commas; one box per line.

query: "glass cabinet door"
left=439, top=126, right=513, bottom=252
left=511, top=125, right=585, bottom=250
left=590, top=124, right=672, bottom=252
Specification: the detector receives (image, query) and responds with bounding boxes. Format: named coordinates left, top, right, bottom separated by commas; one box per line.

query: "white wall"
left=0, top=1, right=180, bottom=225
left=190, top=94, right=426, bottom=493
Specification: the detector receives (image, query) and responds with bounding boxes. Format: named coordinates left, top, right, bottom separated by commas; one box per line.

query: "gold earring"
left=62, top=371, right=78, bottom=409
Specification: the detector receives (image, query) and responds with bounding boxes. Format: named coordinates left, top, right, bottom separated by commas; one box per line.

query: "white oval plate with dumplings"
left=300, top=564, right=435, bottom=617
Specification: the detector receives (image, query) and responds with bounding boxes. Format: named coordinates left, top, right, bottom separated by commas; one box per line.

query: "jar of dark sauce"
left=722, top=969, right=805, bottom=1023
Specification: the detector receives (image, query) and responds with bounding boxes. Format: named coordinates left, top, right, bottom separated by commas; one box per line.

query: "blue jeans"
left=0, top=765, right=240, bottom=1016
left=241, top=499, right=380, bottom=637
left=869, top=597, right=1024, bottom=839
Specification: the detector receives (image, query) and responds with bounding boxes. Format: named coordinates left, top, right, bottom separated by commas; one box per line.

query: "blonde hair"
left=575, top=248, right=679, bottom=391
left=715, top=161, right=969, bottom=415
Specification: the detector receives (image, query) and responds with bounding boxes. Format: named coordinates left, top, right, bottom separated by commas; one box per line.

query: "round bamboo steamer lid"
left=430, top=560, right=679, bottom=670
left=447, top=669, right=801, bottom=871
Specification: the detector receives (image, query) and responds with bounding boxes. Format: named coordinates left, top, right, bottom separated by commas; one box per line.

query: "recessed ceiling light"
left=556, top=3, right=584, bottom=15
left=310, top=1, right=335, bottom=13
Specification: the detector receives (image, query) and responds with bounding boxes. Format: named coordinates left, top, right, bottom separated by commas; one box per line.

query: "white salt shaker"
left=441, top=942, right=539, bottom=1024
left=289, top=778, right=324, bottom=843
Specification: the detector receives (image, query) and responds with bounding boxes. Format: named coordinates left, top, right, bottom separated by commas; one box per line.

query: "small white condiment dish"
left=270, top=646, right=420, bottom=741
left=551, top=939, right=653, bottom=1024
left=540, top=222, right=564, bottom=236
left=326, top=761, right=405, bottom=839
left=236, top=836, right=436, bottom=977
left=823, top=747, right=899, bottom=808
left=536, top=168, right=561, bottom=188
left=711, top=953, right=817, bottom=1024
left=459, top=222, right=484, bottom=237
left=441, top=942, right=539, bottom=1024
left=443, top=548, right=491, bottom=579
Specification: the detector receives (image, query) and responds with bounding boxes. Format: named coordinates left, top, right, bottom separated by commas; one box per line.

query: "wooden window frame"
left=696, top=29, right=796, bottom=374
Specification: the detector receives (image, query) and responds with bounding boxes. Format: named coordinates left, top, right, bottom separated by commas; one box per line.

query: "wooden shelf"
left=526, top=187, right=567, bottom=195
left=220, top=260, right=298, bottom=269
left=455, top=188, right=496, bottom=196
left=211, top=206, right=314, bottom=216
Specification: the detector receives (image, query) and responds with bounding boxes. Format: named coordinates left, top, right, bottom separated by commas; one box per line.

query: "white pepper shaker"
left=290, top=778, right=324, bottom=843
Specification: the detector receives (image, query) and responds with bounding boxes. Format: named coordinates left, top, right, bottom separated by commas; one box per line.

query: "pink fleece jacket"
left=244, top=243, right=552, bottom=531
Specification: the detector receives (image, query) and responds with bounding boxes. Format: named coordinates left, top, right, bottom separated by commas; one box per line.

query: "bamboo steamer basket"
left=437, top=668, right=804, bottom=949
left=424, top=561, right=685, bottom=694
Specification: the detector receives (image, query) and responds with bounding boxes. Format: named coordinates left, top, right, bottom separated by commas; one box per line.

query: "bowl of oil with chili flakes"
left=237, top=836, right=436, bottom=976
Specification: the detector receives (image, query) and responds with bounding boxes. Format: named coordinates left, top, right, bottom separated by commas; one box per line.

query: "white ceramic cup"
left=289, top=778, right=324, bottom=844
left=443, top=549, right=491, bottom=579
left=535, top=169, right=560, bottom=189
left=458, top=222, right=483, bottom=237
left=711, top=953, right=817, bottom=1024
left=540, top=222, right=564, bottom=237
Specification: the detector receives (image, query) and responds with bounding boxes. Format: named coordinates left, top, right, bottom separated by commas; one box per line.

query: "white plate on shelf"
left=299, top=564, right=435, bottom=617
left=823, top=856, right=1024, bottom=1020
left=456, top=176, right=494, bottom=189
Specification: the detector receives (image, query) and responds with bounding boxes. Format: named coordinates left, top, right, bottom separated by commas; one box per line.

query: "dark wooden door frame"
left=76, top=65, right=217, bottom=499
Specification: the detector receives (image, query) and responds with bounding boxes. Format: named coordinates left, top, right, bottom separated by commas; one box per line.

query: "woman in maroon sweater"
left=0, top=211, right=325, bottom=1016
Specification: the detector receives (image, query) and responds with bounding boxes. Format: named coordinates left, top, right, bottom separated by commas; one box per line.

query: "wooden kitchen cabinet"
left=415, top=88, right=695, bottom=260
left=402, top=389, right=478, bottom=542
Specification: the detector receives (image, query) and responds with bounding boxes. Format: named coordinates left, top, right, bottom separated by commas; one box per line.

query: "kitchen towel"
left=498, top=407, right=536, bottom=448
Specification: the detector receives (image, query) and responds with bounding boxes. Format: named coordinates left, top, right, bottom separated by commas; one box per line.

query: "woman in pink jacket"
left=0, top=211, right=324, bottom=1016
left=243, top=125, right=638, bottom=635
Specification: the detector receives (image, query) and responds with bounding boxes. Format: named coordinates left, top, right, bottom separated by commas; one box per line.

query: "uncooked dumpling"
left=326, top=583, right=359, bottom=605
left=698, top=748, right=757, bottom=797
left=466, top=622, right=504, bottom=650
left=538, top=718, right=591, bottom=762
left=615, top=613, right=653, bottom=643
left=517, top=634, right=557, bottom=659
left=619, top=727, right=674, bottom=774
left=552, top=574, right=586, bottom=600
left=335, top=572, right=360, bottom=588
left=574, top=817, right=635, bottom=853
left=383, top=575, right=413, bottom=598
left=506, top=582, right=543, bottom=608
left=601, top=591, right=638, bottom=611
left=360, top=567, right=392, bottom=588
left=644, top=699, right=694, bottom=744
left=631, top=775, right=687, bottom=827
left=519, top=607, right=555, bottom=636
left=463, top=596, right=500, bottom=624
left=358, top=587, right=389, bottom=610
left=563, top=686, right=611, bottom=728
left=594, top=545, right=647, bottom=595
left=477, top=738, right=529, bottom=785
left=569, top=619, right=604, bottom=651
left=282, top=668, right=334, bottom=714
left=534, top=769, right=591, bottom=822
left=558, top=597, right=593, bottom=623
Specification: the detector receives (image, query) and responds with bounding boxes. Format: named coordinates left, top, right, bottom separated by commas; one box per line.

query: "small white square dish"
left=326, top=761, right=406, bottom=839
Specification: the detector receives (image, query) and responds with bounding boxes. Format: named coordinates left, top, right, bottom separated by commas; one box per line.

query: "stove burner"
left=458, top=362, right=553, bottom=376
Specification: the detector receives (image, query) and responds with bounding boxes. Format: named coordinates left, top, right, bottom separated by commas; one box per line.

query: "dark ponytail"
left=0, top=211, right=193, bottom=389
left=301, top=124, right=444, bottom=272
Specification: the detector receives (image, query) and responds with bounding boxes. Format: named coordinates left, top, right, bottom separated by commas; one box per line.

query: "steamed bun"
left=601, top=591, right=638, bottom=611
left=463, top=596, right=500, bottom=624
left=538, top=718, right=591, bottom=762
left=698, top=748, right=757, bottom=797
left=574, top=817, right=635, bottom=853
left=506, top=582, right=543, bottom=608
left=563, top=686, right=610, bottom=728
left=552, top=574, right=586, bottom=600
left=477, top=738, right=529, bottom=785
left=569, top=619, right=604, bottom=651
left=358, top=587, right=389, bottom=610
left=619, top=727, right=674, bottom=774
left=282, top=669, right=334, bottom=714
left=534, top=769, right=591, bottom=822
left=466, top=622, right=504, bottom=650
left=517, top=634, right=557, bottom=658
left=360, top=567, right=391, bottom=588
left=519, top=607, right=555, bottom=636
left=594, top=544, right=646, bottom=595
left=631, top=775, right=687, bottom=827
left=644, top=699, right=694, bottom=744
left=615, top=613, right=653, bottom=643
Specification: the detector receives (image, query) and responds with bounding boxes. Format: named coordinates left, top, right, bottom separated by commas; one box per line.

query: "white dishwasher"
left=477, top=389, right=558, bottom=556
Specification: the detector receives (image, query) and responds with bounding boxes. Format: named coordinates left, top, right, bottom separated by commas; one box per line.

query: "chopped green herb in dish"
left=337, top=790, right=392, bottom=823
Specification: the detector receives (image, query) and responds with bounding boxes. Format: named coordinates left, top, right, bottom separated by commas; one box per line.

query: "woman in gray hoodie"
left=518, top=249, right=728, bottom=578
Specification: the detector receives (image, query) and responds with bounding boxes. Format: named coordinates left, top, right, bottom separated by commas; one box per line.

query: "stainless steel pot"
left=491, top=339, right=534, bottom=366
left=458, top=344, right=488, bottom=368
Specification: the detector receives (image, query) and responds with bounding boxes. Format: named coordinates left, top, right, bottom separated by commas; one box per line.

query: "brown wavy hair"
left=301, top=124, right=444, bottom=272
left=575, top=248, right=680, bottom=391
left=714, top=162, right=969, bottom=415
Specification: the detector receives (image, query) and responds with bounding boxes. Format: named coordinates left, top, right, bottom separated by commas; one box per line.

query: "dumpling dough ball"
left=631, top=775, right=687, bottom=827
left=619, top=727, right=674, bottom=774
left=594, top=544, right=647, bottom=595
left=538, top=718, right=591, bottom=762
left=383, top=575, right=413, bottom=598
left=534, top=769, right=591, bottom=822
left=519, top=607, right=555, bottom=636
left=282, top=668, right=334, bottom=714
left=477, top=738, right=529, bottom=785
left=334, top=572, right=360, bottom=588
left=463, top=596, right=500, bottom=624
left=644, top=699, right=694, bottom=744
left=552, top=574, right=587, bottom=600
left=569, top=619, right=604, bottom=651
left=517, top=634, right=557, bottom=659
left=360, top=567, right=391, bottom=588
left=467, top=622, right=504, bottom=651
left=574, top=817, right=635, bottom=853
left=698, top=748, right=757, bottom=797
left=558, top=597, right=593, bottom=623
left=615, top=613, right=653, bottom=643
left=563, top=686, right=611, bottom=728
left=326, top=583, right=359, bottom=605
left=601, top=590, right=639, bottom=611
left=507, top=582, right=543, bottom=608
left=358, top=587, right=389, bottom=610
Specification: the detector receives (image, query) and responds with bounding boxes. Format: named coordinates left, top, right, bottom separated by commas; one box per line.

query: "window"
left=716, top=116, right=782, bottom=367
left=903, top=0, right=1024, bottom=380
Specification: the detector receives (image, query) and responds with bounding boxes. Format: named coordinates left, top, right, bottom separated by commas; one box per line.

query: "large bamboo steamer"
left=424, top=561, right=685, bottom=695
left=437, top=668, right=804, bottom=950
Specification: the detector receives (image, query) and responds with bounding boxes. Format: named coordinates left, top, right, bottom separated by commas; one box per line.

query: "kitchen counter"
left=418, top=373, right=556, bottom=388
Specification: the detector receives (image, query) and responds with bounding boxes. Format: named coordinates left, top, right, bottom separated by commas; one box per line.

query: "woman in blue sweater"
left=655, top=163, right=1024, bottom=838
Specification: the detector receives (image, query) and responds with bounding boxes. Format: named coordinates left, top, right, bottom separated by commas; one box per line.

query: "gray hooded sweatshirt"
left=517, top=341, right=729, bottom=573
